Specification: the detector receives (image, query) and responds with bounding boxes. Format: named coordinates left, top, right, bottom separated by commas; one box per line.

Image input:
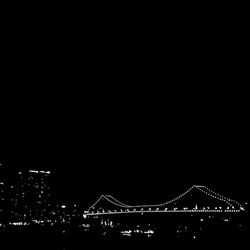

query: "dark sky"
left=0, top=87, right=248, bottom=209
left=0, top=15, right=248, bottom=209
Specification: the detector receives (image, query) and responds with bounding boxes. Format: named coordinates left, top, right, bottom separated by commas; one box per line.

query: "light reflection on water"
left=121, top=228, right=154, bottom=237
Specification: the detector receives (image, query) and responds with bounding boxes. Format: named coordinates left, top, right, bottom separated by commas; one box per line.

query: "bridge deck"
left=85, top=209, right=241, bottom=216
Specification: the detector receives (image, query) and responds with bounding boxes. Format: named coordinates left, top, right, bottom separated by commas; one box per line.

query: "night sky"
left=0, top=16, right=248, bottom=210
left=0, top=86, right=248, bottom=209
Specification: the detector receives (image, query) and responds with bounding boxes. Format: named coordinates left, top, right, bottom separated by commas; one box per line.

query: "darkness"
left=0, top=10, right=248, bottom=211
left=1, top=88, right=248, bottom=209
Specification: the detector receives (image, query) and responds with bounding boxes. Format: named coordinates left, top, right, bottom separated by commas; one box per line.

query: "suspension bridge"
left=84, top=185, right=245, bottom=217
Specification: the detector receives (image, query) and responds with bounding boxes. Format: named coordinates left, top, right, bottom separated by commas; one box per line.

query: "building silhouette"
left=0, top=182, right=6, bottom=224
left=10, top=170, right=52, bottom=224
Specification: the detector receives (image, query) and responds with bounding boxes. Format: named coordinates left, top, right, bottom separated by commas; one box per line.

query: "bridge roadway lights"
left=85, top=209, right=242, bottom=217
left=87, top=186, right=245, bottom=217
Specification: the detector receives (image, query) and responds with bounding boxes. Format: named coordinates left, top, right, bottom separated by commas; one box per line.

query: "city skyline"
left=0, top=164, right=248, bottom=211
left=0, top=5, right=248, bottom=246
left=1, top=167, right=247, bottom=212
left=0, top=167, right=247, bottom=242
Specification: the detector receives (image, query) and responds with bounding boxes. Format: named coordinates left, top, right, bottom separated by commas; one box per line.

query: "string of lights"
left=87, top=185, right=245, bottom=215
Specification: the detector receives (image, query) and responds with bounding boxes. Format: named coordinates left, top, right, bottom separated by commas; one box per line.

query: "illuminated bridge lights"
left=86, top=185, right=245, bottom=217
left=85, top=209, right=242, bottom=217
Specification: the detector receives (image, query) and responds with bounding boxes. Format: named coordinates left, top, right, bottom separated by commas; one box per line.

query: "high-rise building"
left=10, top=170, right=52, bottom=224
left=0, top=182, right=6, bottom=223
